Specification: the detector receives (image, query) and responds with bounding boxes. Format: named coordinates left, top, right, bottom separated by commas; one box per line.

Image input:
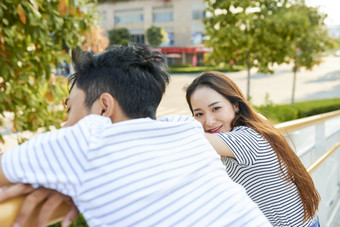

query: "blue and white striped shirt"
left=218, top=126, right=314, bottom=226
left=3, top=115, right=271, bottom=227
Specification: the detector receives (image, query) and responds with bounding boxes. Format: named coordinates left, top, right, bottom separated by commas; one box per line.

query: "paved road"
left=157, top=55, right=340, bottom=118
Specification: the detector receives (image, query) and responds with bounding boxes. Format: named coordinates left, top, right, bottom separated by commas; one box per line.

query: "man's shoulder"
left=80, top=114, right=111, bottom=125
left=74, top=115, right=112, bottom=133
left=159, top=115, right=197, bottom=124
left=158, top=115, right=203, bottom=131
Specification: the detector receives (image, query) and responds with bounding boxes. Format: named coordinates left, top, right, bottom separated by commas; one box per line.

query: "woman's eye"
left=194, top=113, right=203, bottom=117
left=212, top=107, right=221, bottom=111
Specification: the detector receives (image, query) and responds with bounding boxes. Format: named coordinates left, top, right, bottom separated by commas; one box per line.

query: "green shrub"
left=168, top=64, right=192, bottom=68
left=169, top=65, right=244, bottom=74
left=255, top=104, right=298, bottom=123
left=49, top=214, right=88, bottom=227
left=294, top=98, right=340, bottom=118
left=254, top=98, right=340, bottom=123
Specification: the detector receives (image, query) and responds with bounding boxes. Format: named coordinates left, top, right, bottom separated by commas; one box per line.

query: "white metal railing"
left=276, top=110, right=340, bottom=227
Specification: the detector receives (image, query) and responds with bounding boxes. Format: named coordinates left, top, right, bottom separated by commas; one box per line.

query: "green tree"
left=203, top=0, right=302, bottom=100
left=146, top=26, right=168, bottom=47
left=330, top=38, right=340, bottom=50
left=0, top=0, right=95, bottom=144
left=108, top=27, right=130, bottom=45
left=284, top=5, right=330, bottom=106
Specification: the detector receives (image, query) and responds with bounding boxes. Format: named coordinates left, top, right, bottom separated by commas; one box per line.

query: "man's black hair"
left=69, top=43, right=169, bottom=119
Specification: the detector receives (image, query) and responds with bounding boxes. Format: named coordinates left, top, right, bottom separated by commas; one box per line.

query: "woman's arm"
left=204, top=133, right=236, bottom=159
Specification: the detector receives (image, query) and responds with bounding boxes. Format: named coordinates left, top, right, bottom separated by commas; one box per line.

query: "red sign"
left=158, top=47, right=213, bottom=54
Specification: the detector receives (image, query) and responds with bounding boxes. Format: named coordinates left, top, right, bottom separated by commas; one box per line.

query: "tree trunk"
left=291, top=61, right=298, bottom=106
left=247, top=67, right=251, bottom=101
left=291, top=70, right=297, bottom=106
left=245, top=54, right=251, bottom=101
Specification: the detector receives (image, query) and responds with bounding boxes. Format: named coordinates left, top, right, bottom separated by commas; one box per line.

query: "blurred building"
left=328, top=25, right=340, bottom=38
left=97, top=0, right=212, bottom=66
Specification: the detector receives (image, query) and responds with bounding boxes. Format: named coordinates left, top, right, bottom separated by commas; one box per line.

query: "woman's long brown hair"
left=186, top=71, right=320, bottom=222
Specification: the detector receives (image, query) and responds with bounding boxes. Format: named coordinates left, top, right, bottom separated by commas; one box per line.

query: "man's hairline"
left=66, top=82, right=93, bottom=111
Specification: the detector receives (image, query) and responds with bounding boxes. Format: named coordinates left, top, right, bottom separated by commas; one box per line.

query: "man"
left=0, top=44, right=270, bottom=226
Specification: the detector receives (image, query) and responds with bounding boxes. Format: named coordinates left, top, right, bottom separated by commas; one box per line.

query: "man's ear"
left=98, top=93, right=116, bottom=118
left=97, top=93, right=129, bottom=122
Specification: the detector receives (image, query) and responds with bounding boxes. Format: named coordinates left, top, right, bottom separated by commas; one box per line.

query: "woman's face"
left=190, top=86, right=237, bottom=133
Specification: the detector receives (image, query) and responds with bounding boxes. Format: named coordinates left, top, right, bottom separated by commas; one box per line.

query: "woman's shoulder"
left=230, top=126, right=268, bottom=145
left=232, top=126, right=259, bottom=136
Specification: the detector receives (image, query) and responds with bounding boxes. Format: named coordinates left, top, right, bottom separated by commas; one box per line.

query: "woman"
left=186, top=71, right=320, bottom=227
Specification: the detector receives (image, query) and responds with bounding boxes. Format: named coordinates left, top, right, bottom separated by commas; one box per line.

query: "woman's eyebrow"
left=193, top=101, right=221, bottom=112
left=208, top=101, right=221, bottom=107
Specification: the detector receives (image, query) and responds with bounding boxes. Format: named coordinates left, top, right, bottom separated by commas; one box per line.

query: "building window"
left=191, top=25, right=205, bottom=45
left=167, top=58, right=176, bottom=65
left=192, top=11, right=205, bottom=20
left=160, top=27, right=174, bottom=47
left=114, top=9, right=144, bottom=25
left=99, top=10, right=107, bottom=28
left=192, top=3, right=206, bottom=20
left=130, top=34, right=145, bottom=44
left=161, top=32, right=174, bottom=47
left=153, top=6, right=173, bottom=23
left=191, top=32, right=204, bottom=44
left=130, top=29, right=145, bottom=44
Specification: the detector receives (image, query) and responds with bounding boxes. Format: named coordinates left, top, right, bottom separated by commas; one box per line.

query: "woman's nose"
left=205, top=114, right=216, bottom=127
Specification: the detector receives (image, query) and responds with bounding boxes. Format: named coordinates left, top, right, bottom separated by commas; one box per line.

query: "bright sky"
left=305, top=0, right=340, bottom=26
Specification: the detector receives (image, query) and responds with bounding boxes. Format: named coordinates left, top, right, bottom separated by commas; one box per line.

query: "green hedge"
left=255, top=98, right=340, bottom=123
left=169, top=65, right=244, bottom=74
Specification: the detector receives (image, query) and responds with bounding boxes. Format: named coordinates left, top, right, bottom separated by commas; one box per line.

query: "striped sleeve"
left=159, top=115, right=204, bottom=133
left=1, top=115, right=97, bottom=197
left=216, top=127, right=262, bottom=166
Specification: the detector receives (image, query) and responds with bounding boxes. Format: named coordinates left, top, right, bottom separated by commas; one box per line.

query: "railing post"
left=311, top=170, right=327, bottom=226
left=338, top=147, right=340, bottom=185
left=314, top=121, right=334, bottom=227
left=315, top=122, right=326, bottom=158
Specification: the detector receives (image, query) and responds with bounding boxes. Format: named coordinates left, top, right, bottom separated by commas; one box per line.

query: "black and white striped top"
left=2, top=115, right=271, bottom=227
left=217, top=126, right=314, bottom=227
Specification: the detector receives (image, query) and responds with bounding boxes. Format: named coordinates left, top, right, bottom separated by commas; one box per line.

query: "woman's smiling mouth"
left=206, top=126, right=223, bottom=133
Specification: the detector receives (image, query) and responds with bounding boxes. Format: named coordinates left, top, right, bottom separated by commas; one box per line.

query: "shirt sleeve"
left=159, top=115, right=204, bottom=133
left=216, top=128, right=262, bottom=166
left=1, top=115, right=97, bottom=198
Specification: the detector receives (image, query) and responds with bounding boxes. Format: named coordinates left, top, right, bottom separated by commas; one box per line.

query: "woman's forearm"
left=204, top=133, right=236, bottom=159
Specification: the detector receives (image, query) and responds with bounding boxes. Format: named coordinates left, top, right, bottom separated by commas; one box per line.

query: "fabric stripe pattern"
left=217, top=126, right=314, bottom=227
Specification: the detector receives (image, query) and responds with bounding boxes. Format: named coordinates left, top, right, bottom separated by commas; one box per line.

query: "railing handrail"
left=273, top=110, right=340, bottom=173
left=307, top=141, right=340, bottom=174
left=275, top=110, right=340, bottom=135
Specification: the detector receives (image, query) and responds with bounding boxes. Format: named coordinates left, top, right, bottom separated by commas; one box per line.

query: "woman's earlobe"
left=234, top=104, right=239, bottom=113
